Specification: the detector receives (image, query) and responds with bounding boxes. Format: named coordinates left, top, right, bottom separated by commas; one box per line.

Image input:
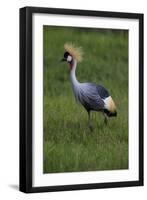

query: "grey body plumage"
left=61, top=44, right=117, bottom=130
left=74, top=83, right=106, bottom=112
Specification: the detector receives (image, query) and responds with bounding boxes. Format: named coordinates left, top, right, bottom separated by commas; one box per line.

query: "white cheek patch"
left=67, top=55, right=72, bottom=62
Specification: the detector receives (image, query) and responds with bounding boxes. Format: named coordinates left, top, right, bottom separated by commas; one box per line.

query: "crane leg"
left=103, top=112, right=108, bottom=125
left=88, top=111, right=93, bottom=132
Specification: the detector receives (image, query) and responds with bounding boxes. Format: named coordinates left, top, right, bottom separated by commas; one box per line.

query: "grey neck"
left=70, top=59, right=80, bottom=100
left=70, top=59, right=79, bottom=86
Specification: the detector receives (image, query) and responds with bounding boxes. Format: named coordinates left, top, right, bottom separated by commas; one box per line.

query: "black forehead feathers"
left=64, top=51, right=70, bottom=58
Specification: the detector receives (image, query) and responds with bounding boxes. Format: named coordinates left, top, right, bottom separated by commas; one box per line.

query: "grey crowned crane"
left=61, top=43, right=117, bottom=131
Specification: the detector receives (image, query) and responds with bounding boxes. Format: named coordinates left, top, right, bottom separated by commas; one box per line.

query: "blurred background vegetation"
left=43, top=26, right=128, bottom=173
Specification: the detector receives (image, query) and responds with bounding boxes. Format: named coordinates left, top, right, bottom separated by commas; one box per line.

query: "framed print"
left=19, top=7, right=144, bottom=193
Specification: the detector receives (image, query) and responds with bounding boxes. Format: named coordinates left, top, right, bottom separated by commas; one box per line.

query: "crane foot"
left=104, top=117, right=108, bottom=125
left=89, top=124, right=94, bottom=132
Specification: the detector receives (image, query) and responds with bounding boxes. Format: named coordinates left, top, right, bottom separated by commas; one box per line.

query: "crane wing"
left=96, top=85, right=110, bottom=99
left=77, top=83, right=105, bottom=111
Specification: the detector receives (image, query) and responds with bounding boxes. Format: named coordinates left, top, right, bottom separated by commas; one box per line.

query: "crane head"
left=62, top=43, right=83, bottom=63
left=61, top=52, right=73, bottom=63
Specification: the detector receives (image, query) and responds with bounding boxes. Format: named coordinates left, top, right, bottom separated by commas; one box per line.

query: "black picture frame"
left=19, top=6, right=144, bottom=193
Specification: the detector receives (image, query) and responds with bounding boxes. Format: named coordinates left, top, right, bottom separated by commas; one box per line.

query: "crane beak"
left=60, top=58, right=66, bottom=62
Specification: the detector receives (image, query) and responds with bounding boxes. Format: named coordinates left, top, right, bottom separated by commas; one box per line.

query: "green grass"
left=43, top=26, right=128, bottom=173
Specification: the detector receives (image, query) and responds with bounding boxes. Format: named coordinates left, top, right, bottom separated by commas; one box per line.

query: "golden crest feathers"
left=64, top=43, right=84, bottom=62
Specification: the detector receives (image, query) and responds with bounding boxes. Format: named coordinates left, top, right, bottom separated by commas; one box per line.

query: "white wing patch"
left=104, top=96, right=117, bottom=113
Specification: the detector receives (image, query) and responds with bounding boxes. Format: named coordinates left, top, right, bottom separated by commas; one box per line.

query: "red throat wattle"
left=69, top=63, right=73, bottom=70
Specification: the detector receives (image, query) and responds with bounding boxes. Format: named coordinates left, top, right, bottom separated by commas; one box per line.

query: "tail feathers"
left=103, top=96, right=117, bottom=117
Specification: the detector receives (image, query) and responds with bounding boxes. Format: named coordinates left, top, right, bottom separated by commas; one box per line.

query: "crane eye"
left=64, top=51, right=69, bottom=58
